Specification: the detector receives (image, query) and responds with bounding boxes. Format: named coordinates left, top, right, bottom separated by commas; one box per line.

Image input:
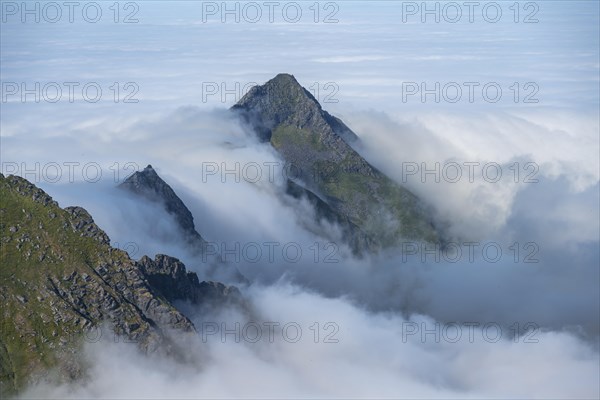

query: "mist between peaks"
left=0, top=160, right=540, bottom=185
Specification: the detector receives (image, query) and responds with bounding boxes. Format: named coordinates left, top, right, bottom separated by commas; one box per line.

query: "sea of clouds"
left=2, top=1, right=599, bottom=398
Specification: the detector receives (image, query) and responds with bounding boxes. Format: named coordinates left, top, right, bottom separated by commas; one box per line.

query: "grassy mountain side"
left=0, top=174, right=195, bottom=395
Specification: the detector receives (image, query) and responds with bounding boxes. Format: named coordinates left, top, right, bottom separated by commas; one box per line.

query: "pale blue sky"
left=1, top=0, right=598, bottom=114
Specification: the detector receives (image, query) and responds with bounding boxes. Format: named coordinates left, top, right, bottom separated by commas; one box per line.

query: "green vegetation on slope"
left=0, top=174, right=193, bottom=396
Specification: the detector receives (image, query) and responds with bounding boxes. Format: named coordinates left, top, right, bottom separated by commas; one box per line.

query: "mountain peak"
left=231, top=73, right=355, bottom=143
left=264, top=73, right=305, bottom=93
left=265, top=73, right=311, bottom=97
left=119, top=166, right=204, bottom=244
left=235, top=72, right=318, bottom=114
left=137, top=164, right=159, bottom=179
left=231, top=73, right=439, bottom=248
left=271, top=72, right=300, bottom=85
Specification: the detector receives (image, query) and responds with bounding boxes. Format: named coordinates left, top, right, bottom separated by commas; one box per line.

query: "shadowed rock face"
left=119, top=165, right=248, bottom=284
left=0, top=174, right=240, bottom=395
left=119, top=165, right=206, bottom=246
left=137, top=254, right=242, bottom=307
left=232, top=73, right=439, bottom=250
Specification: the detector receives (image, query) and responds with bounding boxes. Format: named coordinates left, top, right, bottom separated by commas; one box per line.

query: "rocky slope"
left=232, top=73, right=439, bottom=249
left=0, top=174, right=237, bottom=395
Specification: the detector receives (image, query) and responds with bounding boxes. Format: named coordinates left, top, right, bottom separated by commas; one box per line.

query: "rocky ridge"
left=0, top=173, right=237, bottom=395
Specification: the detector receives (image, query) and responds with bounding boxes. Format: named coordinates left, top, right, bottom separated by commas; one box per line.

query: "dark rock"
left=137, top=254, right=242, bottom=306
left=119, top=165, right=205, bottom=247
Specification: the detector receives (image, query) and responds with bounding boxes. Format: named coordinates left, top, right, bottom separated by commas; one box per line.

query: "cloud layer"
left=3, top=105, right=598, bottom=398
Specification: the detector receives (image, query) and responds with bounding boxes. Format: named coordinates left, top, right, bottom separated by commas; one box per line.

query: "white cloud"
left=312, top=55, right=391, bottom=63
left=21, top=283, right=600, bottom=399
left=2, top=2, right=599, bottom=397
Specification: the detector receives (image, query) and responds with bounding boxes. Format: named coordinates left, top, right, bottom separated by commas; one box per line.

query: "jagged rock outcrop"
left=232, top=73, right=439, bottom=249
left=137, top=254, right=242, bottom=307
left=119, top=165, right=206, bottom=248
left=118, top=165, right=248, bottom=283
left=0, top=174, right=237, bottom=395
left=64, top=206, right=111, bottom=245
